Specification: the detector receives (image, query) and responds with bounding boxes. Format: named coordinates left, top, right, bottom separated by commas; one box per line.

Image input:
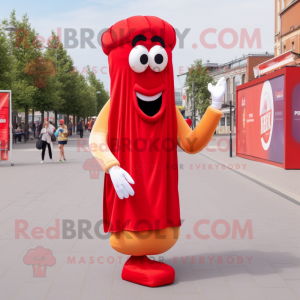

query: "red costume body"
left=90, top=15, right=223, bottom=287
left=102, top=16, right=180, bottom=233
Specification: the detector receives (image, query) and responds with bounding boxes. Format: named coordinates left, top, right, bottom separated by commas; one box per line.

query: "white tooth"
left=136, top=92, right=162, bottom=102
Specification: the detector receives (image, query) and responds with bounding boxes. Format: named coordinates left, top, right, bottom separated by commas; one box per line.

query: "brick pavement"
left=0, top=133, right=300, bottom=299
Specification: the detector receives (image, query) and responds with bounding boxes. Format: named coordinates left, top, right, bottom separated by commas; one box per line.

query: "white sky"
left=2, top=0, right=275, bottom=91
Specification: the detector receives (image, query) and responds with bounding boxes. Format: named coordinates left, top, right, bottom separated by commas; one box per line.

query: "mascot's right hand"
left=108, top=166, right=135, bottom=199
left=208, top=77, right=226, bottom=110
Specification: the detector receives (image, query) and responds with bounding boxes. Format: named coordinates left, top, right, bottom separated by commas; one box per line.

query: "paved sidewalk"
left=1, top=134, right=300, bottom=299
left=198, top=135, right=300, bottom=203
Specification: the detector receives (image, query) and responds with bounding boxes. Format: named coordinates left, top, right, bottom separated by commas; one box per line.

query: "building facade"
left=177, top=54, right=274, bottom=133
left=275, top=0, right=300, bottom=56
left=175, top=88, right=183, bottom=107
left=204, top=54, right=274, bottom=134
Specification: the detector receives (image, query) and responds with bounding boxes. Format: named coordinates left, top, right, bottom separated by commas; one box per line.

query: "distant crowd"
left=12, top=117, right=97, bottom=142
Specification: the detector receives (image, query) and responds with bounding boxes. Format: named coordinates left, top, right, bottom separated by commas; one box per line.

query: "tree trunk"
left=55, top=110, right=58, bottom=128
left=41, top=112, right=44, bottom=125
left=74, top=115, right=77, bottom=132
left=32, top=109, right=35, bottom=125
left=76, top=115, right=80, bottom=133
left=25, top=107, right=29, bottom=138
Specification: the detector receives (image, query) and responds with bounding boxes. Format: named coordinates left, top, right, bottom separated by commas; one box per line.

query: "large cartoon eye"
left=129, top=45, right=149, bottom=73
left=149, top=46, right=168, bottom=72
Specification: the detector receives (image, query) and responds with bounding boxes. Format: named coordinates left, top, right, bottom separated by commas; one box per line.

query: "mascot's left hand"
left=108, top=166, right=135, bottom=199
left=208, top=77, right=226, bottom=110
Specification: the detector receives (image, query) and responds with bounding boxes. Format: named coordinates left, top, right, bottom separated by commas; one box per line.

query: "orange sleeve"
left=89, top=100, right=120, bottom=173
left=176, top=106, right=223, bottom=154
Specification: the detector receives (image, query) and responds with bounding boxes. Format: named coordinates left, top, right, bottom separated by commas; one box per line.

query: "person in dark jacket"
left=32, top=122, right=36, bottom=138
left=77, top=119, right=84, bottom=138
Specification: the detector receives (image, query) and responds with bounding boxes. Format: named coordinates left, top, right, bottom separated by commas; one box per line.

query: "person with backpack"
left=77, top=119, right=84, bottom=138
left=40, top=121, right=55, bottom=163
left=55, top=119, right=68, bottom=162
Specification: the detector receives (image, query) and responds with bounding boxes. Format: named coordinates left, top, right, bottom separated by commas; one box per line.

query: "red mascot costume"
left=90, top=15, right=225, bottom=287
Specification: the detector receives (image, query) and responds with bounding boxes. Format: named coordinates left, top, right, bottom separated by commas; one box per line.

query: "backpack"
left=36, top=134, right=43, bottom=150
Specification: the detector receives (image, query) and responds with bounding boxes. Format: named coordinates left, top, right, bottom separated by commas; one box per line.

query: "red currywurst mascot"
left=89, top=16, right=225, bottom=287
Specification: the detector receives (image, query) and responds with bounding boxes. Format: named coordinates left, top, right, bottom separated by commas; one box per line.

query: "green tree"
left=41, top=31, right=65, bottom=124
left=2, top=10, right=42, bottom=130
left=1, top=14, right=110, bottom=128
left=184, top=59, right=214, bottom=116
left=0, top=27, right=12, bottom=90
left=74, top=73, right=95, bottom=119
left=87, top=66, right=110, bottom=115
left=44, top=32, right=82, bottom=122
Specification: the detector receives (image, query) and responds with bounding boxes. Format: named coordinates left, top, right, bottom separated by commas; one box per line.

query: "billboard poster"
left=292, top=83, right=300, bottom=144
left=237, top=75, right=284, bottom=164
left=0, top=92, right=10, bottom=161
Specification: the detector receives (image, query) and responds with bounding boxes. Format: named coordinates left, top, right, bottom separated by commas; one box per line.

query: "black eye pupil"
left=140, top=54, right=148, bottom=65
left=155, top=54, right=163, bottom=64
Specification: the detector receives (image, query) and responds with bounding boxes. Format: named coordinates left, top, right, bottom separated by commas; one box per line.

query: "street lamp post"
left=5, top=24, right=16, bottom=55
left=95, top=90, right=101, bottom=115
left=192, top=81, right=195, bottom=129
left=229, top=100, right=232, bottom=157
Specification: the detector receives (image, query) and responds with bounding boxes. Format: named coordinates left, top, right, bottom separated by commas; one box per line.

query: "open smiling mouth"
left=136, top=92, right=162, bottom=117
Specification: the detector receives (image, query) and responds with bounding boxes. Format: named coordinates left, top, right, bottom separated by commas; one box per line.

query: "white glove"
left=108, top=166, right=135, bottom=199
left=208, top=77, right=226, bottom=110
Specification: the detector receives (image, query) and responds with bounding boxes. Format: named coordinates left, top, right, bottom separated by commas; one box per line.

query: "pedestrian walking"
left=56, top=119, right=68, bottom=162
left=38, top=123, right=43, bottom=137
left=88, top=118, right=95, bottom=132
left=68, top=119, right=73, bottom=136
left=29, top=124, right=34, bottom=140
left=77, top=119, right=84, bottom=138
left=32, top=122, right=36, bottom=138
left=40, top=121, right=55, bottom=163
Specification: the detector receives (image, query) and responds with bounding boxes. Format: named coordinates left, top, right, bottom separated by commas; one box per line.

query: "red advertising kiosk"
left=236, top=52, right=300, bottom=169
left=0, top=91, right=13, bottom=166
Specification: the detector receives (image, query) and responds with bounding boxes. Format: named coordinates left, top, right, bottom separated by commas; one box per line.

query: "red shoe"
left=121, top=255, right=175, bottom=287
